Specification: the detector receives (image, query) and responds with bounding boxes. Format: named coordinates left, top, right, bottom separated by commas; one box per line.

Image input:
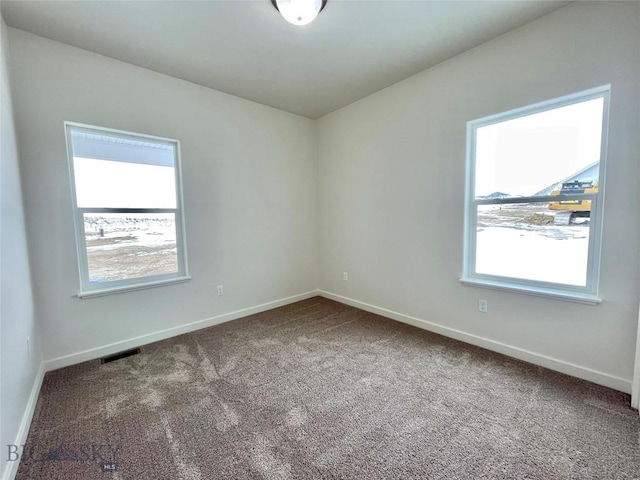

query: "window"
left=65, top=123, right=189, bottom=298
left=462, top=86, right=609, bottom=303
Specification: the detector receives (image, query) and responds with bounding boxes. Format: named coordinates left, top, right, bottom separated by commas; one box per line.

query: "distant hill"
left=478, top=192, right=510, bottom=199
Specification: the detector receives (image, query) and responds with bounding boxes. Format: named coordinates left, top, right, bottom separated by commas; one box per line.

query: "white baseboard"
left=631, top=305, right=640, bottom=410
left=44, top=290, right=320, bottom=372
left=2, top=362, right=45, bottom=480
left=319, top=290, right=632, bottom=394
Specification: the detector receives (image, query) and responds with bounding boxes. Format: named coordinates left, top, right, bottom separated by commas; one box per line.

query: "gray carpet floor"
left=16, top=297, right=640, bottom=479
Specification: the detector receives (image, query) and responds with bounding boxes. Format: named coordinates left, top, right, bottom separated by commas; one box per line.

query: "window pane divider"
left=473, top=194, right=597, bottom=206
left=78, top=207, right=178, bottom=214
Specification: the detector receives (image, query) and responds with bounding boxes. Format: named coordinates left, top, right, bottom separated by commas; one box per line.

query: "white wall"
left=7, top=28, right=318, bottom=364
left=0, top=16, right=42, bottom=480
left=4, top=2, right=639, bottom=397
left=317, top=2, right=640, bottom=391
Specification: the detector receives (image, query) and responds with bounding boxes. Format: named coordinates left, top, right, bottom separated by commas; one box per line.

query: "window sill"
left=77, top=276, right=191, bottom=299
left=460, top=278, right=601, bottom=305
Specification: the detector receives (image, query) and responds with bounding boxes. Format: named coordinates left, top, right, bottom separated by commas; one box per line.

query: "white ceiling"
left=1, top=0, right=570, bottom=119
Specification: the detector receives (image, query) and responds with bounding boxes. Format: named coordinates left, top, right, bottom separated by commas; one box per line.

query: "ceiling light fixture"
left=271, top=0, right=327, bottom=26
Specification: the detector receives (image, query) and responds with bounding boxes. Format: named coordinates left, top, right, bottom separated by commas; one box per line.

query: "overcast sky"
left=474, top=97, right=604, bottom=197
left=74, top=158, right=177, bottom=209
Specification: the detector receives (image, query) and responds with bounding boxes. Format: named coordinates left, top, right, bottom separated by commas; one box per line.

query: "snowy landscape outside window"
left=462, top=86, right=609, bottom=302
left=66, top=123, right=189, bottom=298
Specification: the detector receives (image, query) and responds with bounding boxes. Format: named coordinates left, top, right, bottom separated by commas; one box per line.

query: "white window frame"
left=461, top=86, right=610, bottom=304
left=65, top=122, right=190, bottom=298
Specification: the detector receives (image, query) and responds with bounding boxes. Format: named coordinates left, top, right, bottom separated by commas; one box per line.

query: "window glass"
left=74, top=158, right=177, bottom=209
left=83, top=213, right=178, bottom=283
left=474, top=98, right=603, bottom=199
left=475, top=202, right=589, bottom=286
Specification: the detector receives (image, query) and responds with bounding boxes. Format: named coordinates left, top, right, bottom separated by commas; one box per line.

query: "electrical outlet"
left=343, top=272, right=348, bottom=281
left=27, top=336, right=32, bottom=355
left=217, top=285, right=224, bottom=296
left=478, top=299, right=488, bottom=313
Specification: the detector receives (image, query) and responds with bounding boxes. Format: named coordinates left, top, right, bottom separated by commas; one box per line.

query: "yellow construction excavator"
left=548, top=161, right=599, bottom=225
left=548, top=180, right=598, bottom=225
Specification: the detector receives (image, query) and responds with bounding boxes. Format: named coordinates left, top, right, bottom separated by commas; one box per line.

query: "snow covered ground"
left=475, top=204, right=590, bottom=286
left=82, top=205, right=591, bottom=286
left=84, top=214, right=178, bottom=282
